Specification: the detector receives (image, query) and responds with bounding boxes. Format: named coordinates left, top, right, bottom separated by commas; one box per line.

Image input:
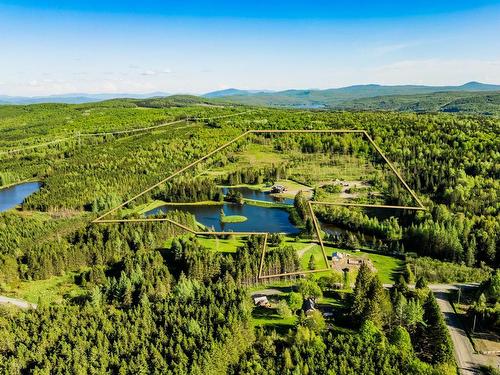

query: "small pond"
left=147, top=202, right=299, bottom=234
left=0, top=182, right=41, bottom=212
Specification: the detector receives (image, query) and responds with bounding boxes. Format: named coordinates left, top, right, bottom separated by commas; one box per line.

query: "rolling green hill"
left=330, top=91, right=500, bottom=115
left=211, top=88, right=500, bottom=115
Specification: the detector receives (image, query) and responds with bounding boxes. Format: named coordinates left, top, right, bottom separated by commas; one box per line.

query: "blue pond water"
left=147, top=203, right=299, bottom=233
left=0, top=182, right=41, bottom=212
left=146, top=186, right=298, bottom=233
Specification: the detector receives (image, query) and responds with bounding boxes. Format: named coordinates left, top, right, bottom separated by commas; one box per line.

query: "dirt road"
left=0, top=295, right=37, bottom=309
left=431, top=287, right=498, bottom=374
left=434, top=292, right=482, bottom=374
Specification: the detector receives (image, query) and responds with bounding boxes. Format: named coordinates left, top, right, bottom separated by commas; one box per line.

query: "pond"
left=0, top=182, right=41, bottom=212
left=222, top=186, right=294, bottom=205
left=147, top=202, right=299, bottom=234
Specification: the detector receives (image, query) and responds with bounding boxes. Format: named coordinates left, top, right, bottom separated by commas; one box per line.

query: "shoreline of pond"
left=0, top=181, right=42, bottom=213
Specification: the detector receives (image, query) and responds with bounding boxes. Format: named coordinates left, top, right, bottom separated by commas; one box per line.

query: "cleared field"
left=298, top=244, right=328, bottom=271
left=122, top=200, right=167, bottom=216
left=197, top=236, right=245, bottom=253
left=251, top=305, right=297, bottom=333
left=199, top=138, right=392, bottom=206
left=3, top=272, right=86, bottom=304
left=288, top=153, right=378, bottom=186
left=323, top=244, right=403, bottom=284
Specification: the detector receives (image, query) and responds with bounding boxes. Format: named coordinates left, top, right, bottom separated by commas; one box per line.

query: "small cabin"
left=332, top=251, right=344, bottom=262
left=253, top=296, right=270, bottom=307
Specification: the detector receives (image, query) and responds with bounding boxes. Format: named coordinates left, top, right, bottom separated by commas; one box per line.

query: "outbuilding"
left=253, top=296, right=270, bottom=307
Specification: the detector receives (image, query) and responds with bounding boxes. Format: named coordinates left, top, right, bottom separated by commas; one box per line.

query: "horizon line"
left=1, top=80, right=499, bottom=98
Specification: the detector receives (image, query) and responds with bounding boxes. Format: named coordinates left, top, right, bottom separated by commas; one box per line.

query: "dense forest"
left=0, top=99, right=498, bottom=374
left=1, top=235, right=457, bottom=374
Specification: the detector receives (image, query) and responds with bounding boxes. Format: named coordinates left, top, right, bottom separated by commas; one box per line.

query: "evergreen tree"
left=351, top=262, right=373, bottom=319
left=308, top=254, right=316, bottom=270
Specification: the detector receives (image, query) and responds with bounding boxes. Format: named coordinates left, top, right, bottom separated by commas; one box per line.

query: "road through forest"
left=0, top=295, right=37, bottom=309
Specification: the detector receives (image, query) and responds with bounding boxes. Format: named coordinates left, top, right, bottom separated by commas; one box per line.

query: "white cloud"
left=370, top=42, right=416, bottom=56
left=140, top=68, right=172, bottom=76
left=3, top=58, right=499, bottom=96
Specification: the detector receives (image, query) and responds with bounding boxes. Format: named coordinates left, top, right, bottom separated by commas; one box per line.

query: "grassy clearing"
left=318, top=294, right=347, bottom=310
left=271, top=179, right=313, bottom=199
left=323, top=244, right=403, bottom=284
left=243, top=198, right=292, bottom=209
left=197, top=236, right=245, bottom=253
left=124, top=200, right=167, bottom=215
left=164, top=201, right=223, bottom=206
left=220, top=215, right=247, bottom=223
left=299, top=244, right=328, bottom=271
left=264, top=237, right=401, bottom=283
left=203, top=143, right=286, bottom=176
left=124, top=200, right=224, bottom=216
left=236, top=143, right=286, bottom=167
left=251, top=306, right=297, bottom=332
left=4, top=272, right=86, bottom=304
left=289, top=153, right=378, bottom=186
left=218, top=183, right=268, bottom=191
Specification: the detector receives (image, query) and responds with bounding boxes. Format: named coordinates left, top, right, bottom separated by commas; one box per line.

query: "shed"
left=253, top=296, right=270, bottom=307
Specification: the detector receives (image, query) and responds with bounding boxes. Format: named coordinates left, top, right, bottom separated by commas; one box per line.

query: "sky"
left=1, top=0, right=500, bottom=96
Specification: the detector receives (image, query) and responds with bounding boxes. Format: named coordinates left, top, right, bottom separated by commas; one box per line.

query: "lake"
left=147, top=202, right=299, bottom=233
left=0, top=182, right=41, bottom=212
left=222, top=186, right=294, bottom=205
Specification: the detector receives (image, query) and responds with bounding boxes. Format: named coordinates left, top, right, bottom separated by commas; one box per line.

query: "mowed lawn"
left=298, top=244, right=328, bottom=271
left=269, top=237, right=328, bottom=271
left=252, top=305, right=297, bottom=331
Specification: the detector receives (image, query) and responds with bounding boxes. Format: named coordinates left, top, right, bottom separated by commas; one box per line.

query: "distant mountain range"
left=1, top=82, right=500, bottom=116
left=329, top=91, right=500, bottom=116
left=204, top=88, right=274, bottom=98
left=0, top=92, right=170, bottom=105
left=201, top=82, right=500, bottom=108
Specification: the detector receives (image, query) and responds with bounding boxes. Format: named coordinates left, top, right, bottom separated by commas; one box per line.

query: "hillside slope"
left=331, top=91, right=500, bottom=115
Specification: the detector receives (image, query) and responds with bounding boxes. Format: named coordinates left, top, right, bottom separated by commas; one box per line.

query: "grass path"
left=296, top=242, right=316, bottom=258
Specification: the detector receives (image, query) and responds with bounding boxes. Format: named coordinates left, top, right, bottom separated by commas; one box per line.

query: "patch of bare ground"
left=48, top=209, right=83, bottom=219
left=330, top=253, right=376, bottom=273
